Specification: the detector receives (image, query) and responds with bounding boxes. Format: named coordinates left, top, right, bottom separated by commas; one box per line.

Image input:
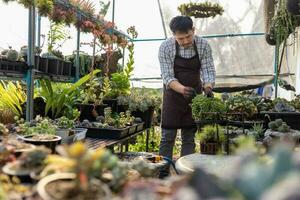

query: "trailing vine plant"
left=178, top=1, right=224, bottom=18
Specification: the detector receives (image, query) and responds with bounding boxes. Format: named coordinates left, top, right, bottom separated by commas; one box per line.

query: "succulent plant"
left=268, top=118, right=290, bottom=133
left=18, top=147, right=50, bottom=168
left=6, top=47, right=19, bottom=61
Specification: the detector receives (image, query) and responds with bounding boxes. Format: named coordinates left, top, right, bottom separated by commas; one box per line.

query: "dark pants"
left=159, top=127, right=196, bottom=178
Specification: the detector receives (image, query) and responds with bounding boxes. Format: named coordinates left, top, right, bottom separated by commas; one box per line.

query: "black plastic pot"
left=287, top=0, right=300, bottom=15
left=21, top=135, right=61, bottom=153
left=76, top=103, right=107, bottom=121
left=103, top=99, right=118, bottom=112
left=23, top=55, right=40, bottom=70
left=132, top=107, right=154, bottom=129
left=0, top=59, right=26, bottom=73
left=85, top=126, right=129, bottom=139
left=63, top=61, right=72, bottom=76
left=39, top=57, right=48, bottom=73
left=48, top=58, right=60, bottom=75
left=260, top=111, right=300, bottom=130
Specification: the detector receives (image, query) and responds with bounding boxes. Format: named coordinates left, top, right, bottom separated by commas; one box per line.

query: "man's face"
left=174, top=28, right=195, bottom=48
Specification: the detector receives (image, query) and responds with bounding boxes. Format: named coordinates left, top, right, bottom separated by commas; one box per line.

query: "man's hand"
left=182, top=86, right=196, bottom=99
left=204, top=87, right=214, bottom=98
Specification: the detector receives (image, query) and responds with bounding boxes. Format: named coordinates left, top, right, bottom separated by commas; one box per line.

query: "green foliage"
left=248, top=123, right=265, bottom=139
left=128, top=127, right=161, bottom=153
left=39, top=70, right=100, bottom=119
left=47, top=21, right=70, bottom=54
left=225, top=95, right=257, bottom=119
left=105, top=72, right=130, bottom=99
left=0, top=81, right=26, bottom=117
left=196, top=125, right=225, bottom=143
left=192, top=95, right=226, bottom=121
left=80, top=76, right=104, bottom=105
left=117, top=88, right=162, bottom=112
left=56, top=116, right=74, bottom=129
left=65, top=52, right=92, bottom=75
left=178, top=1, right=224, bottom=18
left=36, top=0, right=53, bottom=17
left=18, top=0, right=35, bottom=8
left=290, top=95, right=300, bottom=111
left=268, top=118, right=290, bottom=132
left=15, top=116, right=57, bottom=136
left=271, top=0, right=300, bottom=45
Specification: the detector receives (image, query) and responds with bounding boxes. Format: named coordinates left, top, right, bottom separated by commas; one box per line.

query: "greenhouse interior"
left=1, top=0, right=300, bottom=199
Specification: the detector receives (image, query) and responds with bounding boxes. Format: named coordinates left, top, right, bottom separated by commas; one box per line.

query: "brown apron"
left=161, top=41, right=202, bottom=129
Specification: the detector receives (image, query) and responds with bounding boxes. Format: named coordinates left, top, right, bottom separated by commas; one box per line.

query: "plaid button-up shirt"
left=158, top=35, right=215, bottom=88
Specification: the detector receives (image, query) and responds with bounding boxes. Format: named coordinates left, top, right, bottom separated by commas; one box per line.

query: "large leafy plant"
left=0, top=81, right=26, bottom=117
left=39, top=70, right=100, bottom=119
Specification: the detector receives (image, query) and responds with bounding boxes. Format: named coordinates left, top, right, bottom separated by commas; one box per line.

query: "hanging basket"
left=178, top=2, right=224, bottom=18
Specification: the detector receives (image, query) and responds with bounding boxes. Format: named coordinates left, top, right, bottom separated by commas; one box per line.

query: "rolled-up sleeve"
left=200, top=40, right=215, bottom=87
left=158, top=42, right=177, bottom=87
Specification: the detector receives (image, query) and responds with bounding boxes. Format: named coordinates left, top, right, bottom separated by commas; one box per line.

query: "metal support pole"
left=75, top=27, right=80, bottom=81
left=274, top=44, right=279, bottom=98
left=37, top=14, right=41, bottom=48
left=122, top=47, right=125, bottom=69
left=26, top=6, right=36, bottom=121
left=157, top=0, right=167, bottom=39
left=112, top=0, right=115, bottom=24
left=146, top=129, right=150, bottom=152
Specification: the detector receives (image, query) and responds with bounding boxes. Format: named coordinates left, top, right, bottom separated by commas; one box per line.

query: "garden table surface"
left=176, top=153, right=240, bottom=177
left=85, top=128, right=150, bottom=151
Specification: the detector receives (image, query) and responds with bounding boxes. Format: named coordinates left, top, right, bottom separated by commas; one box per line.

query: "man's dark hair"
left=169, top=16, right=193, bottom=33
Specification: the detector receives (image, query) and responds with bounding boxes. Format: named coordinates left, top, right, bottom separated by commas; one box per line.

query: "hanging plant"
left=64, top=8, right=76, bottom=26
left=1, top=0, right=15, bottom=4
left=70, top=0, right=95, bottom=16
left=76, top=19, right=95, bottom=33
left=36, top=0, right=53, bottom=17
left=178, top=1, right=224, bottom=18
left=49, top=6, right=66, bottom=24
left=270, top=0, right=300, bottom=45
left=18, top=0, right=35, bottom=8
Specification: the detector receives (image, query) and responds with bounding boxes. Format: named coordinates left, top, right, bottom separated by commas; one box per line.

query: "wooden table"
left=85, top=128, right=151, bottom=151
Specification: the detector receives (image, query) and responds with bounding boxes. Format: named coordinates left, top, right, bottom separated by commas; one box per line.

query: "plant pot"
left=20, top=135, right=61, bottom=153
left=128, top=124, right=138, bottom=134
left=23, top=55, right=40, bottom=70
left=287, top=0, right=300, bottom=15
left=132, top=107, right=154, bottom=129
left=103, top=99, right=118, bottom=112
left=85, top=126, right=129, bottom=139
left=48, top=58, right=60, bottom=75
left=63, top=61, right=72, bottom=76
left=76, top=103, right=107, bottom=121
left=2, top=161, right=40, bottom=183
left=37, top=173, right=112, bottom=200
left=73, top=128, right=87, bottom=141
left=58, top=60, right=64, bottom=75
left=39, top=57, right=49, bottom=73
left=56, top=129, right=75, bottom=144
left=200, top=142, right=221, bottom=155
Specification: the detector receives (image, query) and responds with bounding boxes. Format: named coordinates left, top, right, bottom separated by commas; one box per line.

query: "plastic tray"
left=85, top=126, right=129, bottom=139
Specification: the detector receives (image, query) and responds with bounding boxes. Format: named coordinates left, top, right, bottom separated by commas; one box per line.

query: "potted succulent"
left=197, top=125, right=225, bottom=155
left=0, top=46, right=26, bottom=73
left=77, top=76, right=107, bottom=121
left=117, top=88, right=161, bottom=128
left=80, top=107, right=139, bottom=139
left=15, top=116, right=61, bottom=152
left=225, top=95, right=258, bottom=120
left=2, top=147, right=50, bottom=183
left=37, top=142, right=130, bottom=199
left=55, top=116, right=76, bottom=144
